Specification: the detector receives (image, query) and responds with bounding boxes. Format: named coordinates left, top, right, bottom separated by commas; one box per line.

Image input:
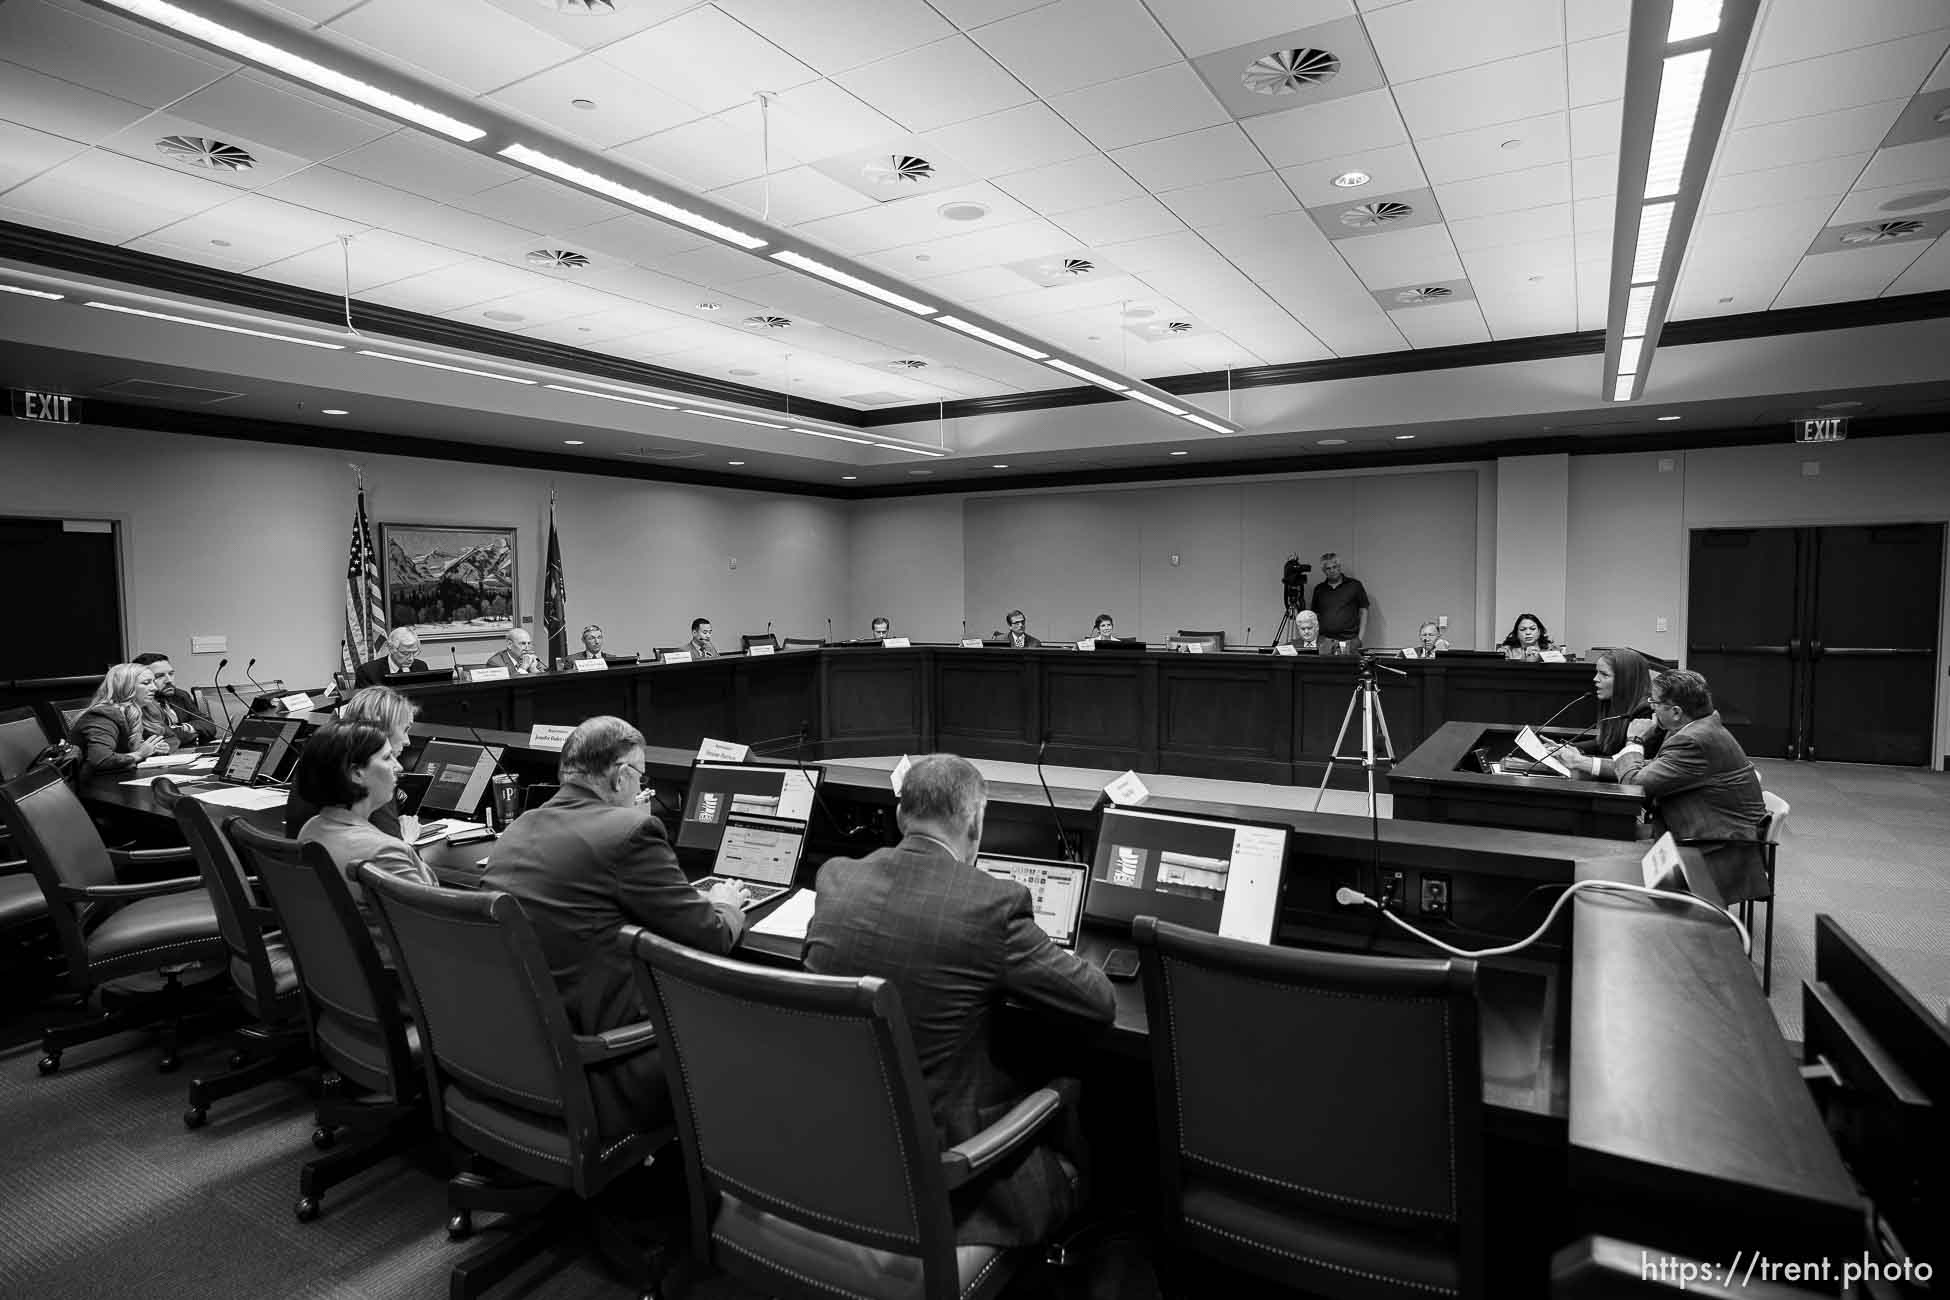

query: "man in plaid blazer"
left=805, top=754, right=1115, bottom=1246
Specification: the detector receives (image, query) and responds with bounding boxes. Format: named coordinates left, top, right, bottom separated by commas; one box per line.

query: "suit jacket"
left=296, top=805, right=437, bottom=963
left=147, top=687, right=219, bottom=743
left=74, top=705, right=144, bottom=782
left=805, top=835, right=1116, bottom=1246
left=1006, top=633, right=1042, bottom=648
left=355, top=655, right=429, bottom=687
left=1606, top=711, right=1769, bottom=903
left=484, top=647, right=544, bottom=675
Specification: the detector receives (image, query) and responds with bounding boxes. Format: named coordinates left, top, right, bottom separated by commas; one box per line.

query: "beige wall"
left=845, top=496, right=965, bottom=643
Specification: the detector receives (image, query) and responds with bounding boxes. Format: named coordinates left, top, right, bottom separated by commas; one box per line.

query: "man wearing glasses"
left=1003, top=610, right=1040, bottom=648
left=484, top=715, right=747, bottom=1134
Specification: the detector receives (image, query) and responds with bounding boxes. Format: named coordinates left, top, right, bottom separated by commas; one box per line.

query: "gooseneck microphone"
left=212, top=657, right=235, bottom=732
left=1533, top=691, right=1593, bottom=734
left=1035, top=732, right=1078, bottom=862
left=826, top=617, right=833, bottom=645
left=243, top=658, right=268, bottom=697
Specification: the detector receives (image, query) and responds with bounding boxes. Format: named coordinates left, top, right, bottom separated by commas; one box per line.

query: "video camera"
left=1281, top=555, right=1311, bottom=611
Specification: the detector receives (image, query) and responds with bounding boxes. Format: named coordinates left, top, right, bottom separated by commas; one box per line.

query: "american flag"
left=542, top=493, right=568, bottom=665
left=343, top=486, right=386, bottom=673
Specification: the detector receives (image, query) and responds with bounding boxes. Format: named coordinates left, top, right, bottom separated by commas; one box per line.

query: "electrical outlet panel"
left=1378, top=870, right=1406, bottom=913
left=1420, top=873, right=1452, bottom=920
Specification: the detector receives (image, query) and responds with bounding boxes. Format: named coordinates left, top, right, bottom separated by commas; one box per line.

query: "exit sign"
left=1794, top=417, right=1848, bottom=443
left=9, top=389, right=79, bottom=423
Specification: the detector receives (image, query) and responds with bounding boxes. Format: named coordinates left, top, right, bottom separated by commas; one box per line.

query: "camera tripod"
left=1315, top=653, right=1405, bottom=817
left=1271, top=599, right=1305, bottom=646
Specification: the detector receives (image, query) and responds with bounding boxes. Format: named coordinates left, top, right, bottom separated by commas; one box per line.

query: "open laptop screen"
left=712, top=817, right=807, bottom=887
left=1085, top=807, right=1289, bottom=944
left=415, top=740, right=500, bottom=818
left=677, top=762, right=820, bottom=852
left=979, top=855, right=1089, bottom=949
left=216, top=716, right=308, bottom=785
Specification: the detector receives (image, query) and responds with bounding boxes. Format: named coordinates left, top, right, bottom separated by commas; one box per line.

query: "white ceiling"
left=1, top=0, right=1948, bottom=471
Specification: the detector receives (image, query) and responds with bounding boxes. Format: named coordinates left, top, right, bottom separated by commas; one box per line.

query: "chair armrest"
left=0, top=857, right=28, bottom=877
left=1672, top=835, right=1765, bottom=850
left=108, top=846, right=196, bottom=869
left=575, top=1020, right=658, bottom=1064
left=939, top=1078, right=1079, bottom=1191
left=61, top=875, right=205, bottom=900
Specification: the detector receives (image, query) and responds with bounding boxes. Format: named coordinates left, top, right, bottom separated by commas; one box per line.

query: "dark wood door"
left=0, top=517, right=123, bottom=680
left=1688, top=528, right=1801, bottom=758
left=1807, top=524, right=1942, bottom=764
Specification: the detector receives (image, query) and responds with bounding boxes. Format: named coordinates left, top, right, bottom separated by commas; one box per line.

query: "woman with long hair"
left=74, top=662, right=171, bottom=781
left=1499, top=613, right=1554, bottom=661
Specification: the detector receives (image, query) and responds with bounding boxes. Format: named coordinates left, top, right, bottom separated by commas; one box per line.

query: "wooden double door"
left=1687, top=524, right=1942, bottom=764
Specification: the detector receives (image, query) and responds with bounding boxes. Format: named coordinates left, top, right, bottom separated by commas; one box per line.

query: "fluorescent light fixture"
left=321, top=408, right=349, bottom=415
left=1667, top=0, right=1722, bottom=42
left=685, top=409, right=785, bottom=429
left=1618, top=337, right=1644, bottom=374
left=501, top=144, right=767, bottom=250
left=1632, top=201, right=1675, bottom=283
left=935, top=315, right=1048, bottom=360
left=1613, top=374, right=1638, bottom=402
left=543, top=383, right=679, bottom=410
left=357, top=350, right=535, bottom=383
left=770, top=250, right=935, bottom=315
left=1180, top=412, right=1231, bottom=434
left=97, top=0, right=484, bottom=141
left=0, top=284, right=64, bottom=300
left=1126, top=390, right=1186, bottom=417
left=1624, top=285, right=1657, bottom=335
left=1643, top=50, right=1710, bottom=198
left=1044, top=358, right=1127, bottom=391
left=869, top=441, right=946, bottom=457
left=787, top=425, right=883, bottom=447
left=87, top=301, right=346, bottom=349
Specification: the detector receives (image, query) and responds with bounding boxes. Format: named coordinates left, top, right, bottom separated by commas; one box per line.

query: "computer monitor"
left=604, top=653, right=641, bottom=668
left=213, top=715, right=310, bottom=785
left=414, top=739, right=501, bottom=818
left=1085, top=806, right=1290, bottom=943
left=1089, top=637, right=1149, bottom=653
left=1166, top=635, right=1221, bottom=654
left=676, top=761, right=822, bottom=853
left=978, top=855, right=1089, bottom=949
left=382, top=667, right=455, bottom=688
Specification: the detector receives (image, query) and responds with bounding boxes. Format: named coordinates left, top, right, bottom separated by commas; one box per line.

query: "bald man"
left=355, top=628, right=428, bottom=686
left=485, top=628, right=545, bottom=675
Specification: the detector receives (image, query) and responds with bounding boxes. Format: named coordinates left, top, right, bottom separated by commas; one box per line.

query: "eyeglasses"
left=614, top=762, right=644, bottom=782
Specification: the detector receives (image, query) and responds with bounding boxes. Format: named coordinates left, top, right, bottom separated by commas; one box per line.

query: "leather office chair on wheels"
left=361, top=870, right=670, bottom=1300
left=627, top=925, right=1082, bottom=1300
left=0, top=707, right=58, bottom=940
left=1675, top=790, right=1788, bottom=994
left=167, top=788, right=311, bottom=1129
left=1132, top=916, right=1487, bottom=1300
left=227, top=820, right=425, bottom=1221
left=0, top=766, right=226, bottom=1074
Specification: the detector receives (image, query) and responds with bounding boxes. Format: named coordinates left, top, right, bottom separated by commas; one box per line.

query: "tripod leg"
left=1371, top=686, right=1397, bottom=763
left=1317, top=690, right=1362, bottom=811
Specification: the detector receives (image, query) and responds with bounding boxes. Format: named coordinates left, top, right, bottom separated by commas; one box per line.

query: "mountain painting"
left=378, top=523, right=517, bottom=640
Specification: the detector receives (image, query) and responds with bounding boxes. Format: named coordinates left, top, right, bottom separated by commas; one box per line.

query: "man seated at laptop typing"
left=805, top=754, right=1114, bottom=1248
left=484, top=715, right=746, bottom=1133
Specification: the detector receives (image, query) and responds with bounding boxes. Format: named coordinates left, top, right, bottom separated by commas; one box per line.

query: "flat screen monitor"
left=979, top=855, right=1089, bottom=949
left=382, top=668, right=455, bottom=687
left=1085, top=806, right=1289, bottom=943
left=677, top=761, right=821, bottom=853
left=1166, top=636, right=1221, bottom=654
left=1089, top=637, right=1149, bottom=653
left=215, top=715, right=309, bottom=785
left=414, top=739, right=500, bottom=818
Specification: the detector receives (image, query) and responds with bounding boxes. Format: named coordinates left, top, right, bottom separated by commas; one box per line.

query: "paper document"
left=1513, top=726, right=1572, bottom=776
left=136, top=752, right=206, bottom=769
left=414, top=818, right=487, bottom=845
left=192, top=786, right=289, bottom=810
left=748, top=888, right=816, bottom=940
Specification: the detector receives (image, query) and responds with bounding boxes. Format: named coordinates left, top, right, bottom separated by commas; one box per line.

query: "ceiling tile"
left=1735, top=38, right=1946, bottom=128
left=1573, top=253, right=1610, bottom=329
left=835, top=34, right=1034, bottom=133
left=1363, top=0, right=1562, bottom=85
left=613, top=111, right=804, bottom=192
left=910, top=265, right=1037, bottom=300
left=488, top=56, right=698, bottom=151
left=1052, top=64, right=1230, bottom=151
left=929, top=0, right=1059, bottom=27
left=1828, top=181, right=1950, bottom=225
left=794, top=181, right=1035, bottom=253
left=1572, top=195, right=1614, bottom=235
left=1751, top=0, right=1950, bottom=70
left=459, top=175, right=621, bottom=234
left=1570, top=100, right=1622, bottom=158
left=136, top=194, right=367, bottom=269
left=387, top=204, right=542, bottom=261
left=1112, top=124, right=1268, bottom=192
left=258, top=165, right=448, bottom=230
left=473, top=0, right=703, bottom=52
left=1417, top=111, right=1570, bottom=186
left=1704, top=154, right=1867, bottom=214
left=1052, top=195, right=1185, bottom=245
left=971, top=0, right=1178, bottom=96
left=169, top=71, right=397, bottom=160
left=450, top=281, right=626, bottom=328
left=857, top=218, right=1077, bottom=276
left=1674, top=196, right=1840, bottom=310
left=1447, top=201, right=1572, bottom=251
left=766, top=80, right=910, bottom=159
left=1142, top=0, right=1354, bottom=58
left=1570, top=152, right=1615, bottom=200
left=0, top=0, right=231, bottom=107
left=256, top=228, right=471, bottom=293
left=0, top=59, right=154, bottom=145
left=994, top=153, right=1146, bottom=215
left=1563, top=0, right=1627, bottom=43
left=1388, top=299, right=1490, bottom=347
left=1279, top=143, right=1427, bottom=206
left=331, top=132, right=522, bottom=204
left=1886, top=232, right=1950, bottom=292
left=1336, top=222, right=1466, bottom=287
left=1566, top=34, right=1626, bottom=109
left=912, top=101, right=1095, bottom=177
left=1855, top=136, right=1950, bottom=193
left=1433, top=160, right=1571, bottom=220
left=597, top=5, right=820, bottom=115
left=1090, top=229, right=1218, bottom=273
left=717, top=0, right=956, bottom=75
left=712, top=166, right=877, bottom=226
left=1458, top=234, right=1573, bottom=283
left=0, top=119, right=87, bottom=191
left=1718, top=102, right=1904, bottom=177
left=0, top=199, right=143, bottom=246
left=1772, top=241, right=1929, bottom=308
left=6, top=150, right=234, bottom=237
left=259, top=0, right=366, bottom=24
left=1159, top=171, right=1300, bottom=227
left=1392, top=47, right=1567, bottom=138
left=326, top=0, right=580, bottom=95
left=1241, top=88, right=1410, bottom=167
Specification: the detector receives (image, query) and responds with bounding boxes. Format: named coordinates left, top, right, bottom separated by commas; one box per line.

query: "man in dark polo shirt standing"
left=1309, top=552, right=1370, bottom=654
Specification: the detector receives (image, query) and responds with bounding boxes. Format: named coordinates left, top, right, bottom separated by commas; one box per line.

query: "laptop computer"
left=681, top=761, right=823, bottom=909
left=179, top=715, right=312, bottom=790
left=978, top=854, right=1089, bottom=949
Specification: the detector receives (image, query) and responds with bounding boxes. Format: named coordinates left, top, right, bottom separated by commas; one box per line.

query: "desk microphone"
left=1532, top=691, right=1593, bottom=734
left=1245, top=627, right=1251, bottom=647
left=451, top=645, right=460, bottom=674
left=826, top=618, right=833, bottom=645
left=212, top=657, right=236, bottom=732
left=1035, top=731, right=1078, bottom=863
left=243, top=658, right=268, bottom=698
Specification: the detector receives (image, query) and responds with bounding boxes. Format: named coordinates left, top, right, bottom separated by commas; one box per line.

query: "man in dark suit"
left=354, top=628, right=428, bottom=686
left=1599, top=669, right=1770, bottom=903
left=805, top=754, right=1114, bottom=1247
left=483, top=715, right=746, bottom=1133
left=132, top=652, right=219, bottom=742
left=1003, top=610, right=1041, bottom=648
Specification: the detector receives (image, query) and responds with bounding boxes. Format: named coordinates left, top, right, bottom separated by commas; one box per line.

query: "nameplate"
left=960, top=638, right=984, bottom=648
left=1539, top=649, right=1567, bottom=663
left=469, top=665, right=510, bottom=682
left=1179, top=642, right=1204, bottom=653
left=528, top=724, right=573, bottom=752
left=572, top=657, right=608, bottom=672
left=1273, top=643, right=1299, bottom=657
left=891, top=754, right=911, bottom=795
left=698, top=737, right=749, bottom=764
left=1641, top=832, right=1685, bottom=891
left=1104, top=770, right=1150, bottom=807
left=882, top=636, right=911, bottom=648
left=662, top=650, right=693, bottom=664
left=747, top=643, right=775, bottom=656
left=1074, top=638, right=1095, bottom=651
left=278, top=692, right=314, bottom=712
left=1401, top=648, right=1420, bottom=659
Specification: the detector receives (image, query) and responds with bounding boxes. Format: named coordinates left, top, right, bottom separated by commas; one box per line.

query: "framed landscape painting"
left=379, top=522, right=517, bottom=640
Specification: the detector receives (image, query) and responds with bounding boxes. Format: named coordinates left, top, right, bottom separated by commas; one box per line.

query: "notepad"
left=748, top=888, right=816, bottom=940
left=1513, top=726, right=1572, bottom=777
left=191, top=787, right=289, bottom=810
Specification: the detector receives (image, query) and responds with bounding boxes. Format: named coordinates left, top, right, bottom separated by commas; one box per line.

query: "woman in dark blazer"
left=74, top=662, right=170, bottom=782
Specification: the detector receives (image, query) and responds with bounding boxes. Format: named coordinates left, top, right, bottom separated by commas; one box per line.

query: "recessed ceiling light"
left=322, top=408, right=349, bottom=415
left=1395, top=434, right=1415, bottom=440
left=1718, top=295, right=1734, bottom=303
left=210, top=238, right=231, bottom=247
left=1331, top=170, right=1370, bottom=188
left=1317, top=438, right=1347, bottom=446
left=991, top=463, right=1009, bottom=469
left=914, top=253, right=932, bottom=261
left=1168, top=450, right=1189, bottom=456
left=570, top=98, right=597, bottom=110
left=938, top=201, right=989, bottom=222
left=1657, top=415, right=1682, bottom=422
left=1526, top=274, right=1544, bottom=282
left=727, top=460, right=745, bottom=466
left=908, top=469, right=933, bottom=476
left=1500, top=138, right=1522, bottom=151
left=484, top=309, right=526, bottom=322
left=697, top=302, right=721, bottom=311
left=842, top=475, right=858, bottom=481
left=729, top=368, right=760, bottom=376
left=564, top=440, right=584, bottom=445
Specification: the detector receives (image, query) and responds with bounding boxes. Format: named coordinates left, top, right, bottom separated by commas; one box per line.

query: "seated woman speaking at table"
left=1499, top=613, right=1555, bottom=661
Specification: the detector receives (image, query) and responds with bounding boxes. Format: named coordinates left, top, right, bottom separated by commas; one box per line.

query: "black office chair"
left=1132, top=917, right=1486, bottom=1299
left=1173, top=630, right=1226, bottom=650
left=0, top=705, right=56, bottom=913
left=781, top=637, right=825, bottom=651
left=227, top=820, right=425, bottom=1221
left=627, top=925, right=1080, bottom=1300
left=169, top=789, right=311, bottom=1129
left=1551, top=1236, right=1821, bottom=1297
left=1674, top=789, right=1786, bottom=993
left=39, top=695, right=95, bottom=741
left=360, top=870, right=668, bottom=1299
left=741, top=632, right=780, bottom=652
left=0, top=767, right=226, bottom=1074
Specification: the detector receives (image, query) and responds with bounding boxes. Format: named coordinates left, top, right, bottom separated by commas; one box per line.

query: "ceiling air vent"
left=887, top=358, right=929, bottom=370
left=1242, top=48, right=1341, bottom=96
left=527, top=248, right=589, bottom=269
left=865, top=154, right=934, bottom=185
left=1394, top=286, right=1453, bottom=305
left=1840, top=220, right=1926, bottom=244
left=155, top=135, right=254, bottom=170
left=1054, top=257, right=1095, bottom=276
left=1341, top=201, right=1414, bottom=228
left=743, top=315, right=793, bottom=329
left=1162, top=320, right=1194, bottom=333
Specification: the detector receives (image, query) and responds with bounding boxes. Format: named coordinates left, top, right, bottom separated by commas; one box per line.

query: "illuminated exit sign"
left=9, top=389, right=79, bottom=423
left=1793, top=417, right=1848, bottom=443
